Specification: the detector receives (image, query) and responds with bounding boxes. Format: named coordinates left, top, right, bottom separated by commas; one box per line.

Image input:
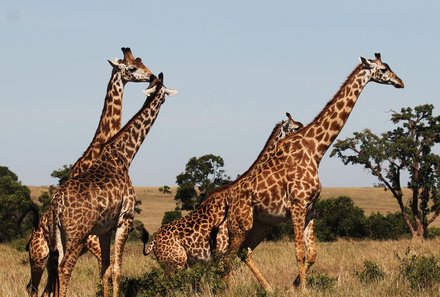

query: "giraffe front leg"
left=112, top=212, right=134, bottom=297
left=291, top=206, right=308, bottom=290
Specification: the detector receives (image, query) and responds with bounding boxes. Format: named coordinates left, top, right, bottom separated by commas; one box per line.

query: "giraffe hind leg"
left=293, top=218, right=317, bottom=287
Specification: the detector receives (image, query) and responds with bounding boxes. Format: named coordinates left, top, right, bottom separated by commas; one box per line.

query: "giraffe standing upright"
left=142, top=113, right=304, bottom=272
left=26, top=48, right=152, bottom=297
left=224, top=53, right=404, bottom=292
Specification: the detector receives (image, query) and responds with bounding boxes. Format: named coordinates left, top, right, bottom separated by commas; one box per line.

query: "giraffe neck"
left=104, top=87, right=165, bottom=167
left=70, top=70, right=125, bottom=177
left=300, top=64, right=371, bottom=163
left=209, top=122, right=285, bottom=195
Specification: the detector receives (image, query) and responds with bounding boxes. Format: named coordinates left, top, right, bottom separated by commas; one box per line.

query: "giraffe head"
left=142, top=72, right=178, bottom=99
left=359, top=53, right=404, bottom=88
left=108, top=47, right=153, bottom=82
left=280, top=112, right=303, bottom=138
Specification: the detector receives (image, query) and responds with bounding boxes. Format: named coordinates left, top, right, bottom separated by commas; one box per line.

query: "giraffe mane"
left=209, top=121, right=284, bottom=195
left=310, top=63, right=363, bottom=125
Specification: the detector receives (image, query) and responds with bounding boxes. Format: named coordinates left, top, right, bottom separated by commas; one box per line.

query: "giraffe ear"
left=359, top=57, right=372, bottom=69
left=158, top=72, right=164, bottom=82
left=164, top=87, right=178, bottom=97
left=286, top=112, right=292, bottom=120
left=142, top=86, right=156, bottom=96
left=108, top=59, right=123, bottom=69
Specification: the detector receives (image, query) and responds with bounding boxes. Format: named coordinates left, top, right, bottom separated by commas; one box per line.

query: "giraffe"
left=142, top=113, right=304, bottom=273
left=224, top=53, right=404, bottom=292
left=27, top=73, right=176, bottom=297
left=26, top=47, right=152, bottom=297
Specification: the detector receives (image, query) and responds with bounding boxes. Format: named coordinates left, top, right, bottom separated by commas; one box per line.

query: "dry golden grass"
left=4, top=238, right=440, bottom=297
left=10, top=186, right=438, bottom=296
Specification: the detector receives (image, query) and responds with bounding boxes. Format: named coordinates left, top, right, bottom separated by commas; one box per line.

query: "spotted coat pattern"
left=143, top=113, right=303, bottom=272
left=26, top=48, right=152, bottom=297
left=224, top=54, right=404, bottom=292
left=27, top=74, right=175, bottom=297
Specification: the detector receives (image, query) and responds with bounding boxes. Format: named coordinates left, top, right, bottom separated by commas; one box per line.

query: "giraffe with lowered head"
left=224, top=53, right=404, bottom=292
left=28, top=73, right=176, bottom=297
left=142, top=113, right=303, bottom=272
left=26, top=47, right=152, bottom=297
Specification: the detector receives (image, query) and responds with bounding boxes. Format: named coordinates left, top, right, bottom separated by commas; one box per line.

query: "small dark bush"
left=127, top=220, right=145, bottom=242
left=306, top=271, right=336, bottom=292
left=161, top=210, right=182, bottom=225
left=96, top=256, right=239, bottom=296
left=265, top=220, right=293, bottom=241
left=427, top=227, right=440, bottom=239
left=356, top=260, right=385, bottom=284
left=398, top=251, right=440, bottom=290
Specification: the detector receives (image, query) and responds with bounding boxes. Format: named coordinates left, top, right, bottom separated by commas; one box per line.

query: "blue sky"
left=1, top=1, right=439, bottom=187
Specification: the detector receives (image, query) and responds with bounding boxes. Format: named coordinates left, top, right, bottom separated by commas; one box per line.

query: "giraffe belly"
left=254, top=206, right=289, bottom=225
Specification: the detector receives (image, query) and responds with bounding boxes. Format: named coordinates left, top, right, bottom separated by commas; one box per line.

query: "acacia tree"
left=175, top=154, right=231, bottom=210
left=330, top=104, right=440, bottom=239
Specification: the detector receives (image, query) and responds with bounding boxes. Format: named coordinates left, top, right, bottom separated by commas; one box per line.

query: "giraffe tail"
left=209, top=202, right=229, bottom=252
left=141, top=227, right=154, bottom=256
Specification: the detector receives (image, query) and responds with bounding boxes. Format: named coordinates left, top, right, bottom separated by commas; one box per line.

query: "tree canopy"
left=0, top=166, right=35, bottom=242
left=331, top=104, right=440, bottom=238
left=175, top=154, right=231, bottom=210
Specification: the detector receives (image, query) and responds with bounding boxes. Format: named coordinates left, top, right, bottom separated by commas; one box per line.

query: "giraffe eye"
left=128, top=66, right=137, bottom=72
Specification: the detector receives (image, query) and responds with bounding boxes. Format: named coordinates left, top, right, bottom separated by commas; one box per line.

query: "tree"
left=331, top=104, right=440, bottom=239
left=0, top=166, right=35, bottom=242
left=159, top=185, right=171, bottom=194
left=175, top=154, right=231, bottom=210
left=50, top=164, right=71, bottom=185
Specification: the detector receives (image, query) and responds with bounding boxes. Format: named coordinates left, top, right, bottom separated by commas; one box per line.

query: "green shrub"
left=365, top=212, right=408, bottom=240
left=96, top=256, right=238, bottom=296
left=127, top=220, right=145, bottom=242
left=427, top=227, right=440, bottom=239
left=398, top=251, right=440, bottom=290
left=306, top=271, right=336, bottom=291
left=356, top=260, right=385, bottom=284
left=265, top=220, right=293, bottom=241
left=162, top=210, right=182, bottom=225
left=314, top=196, right=366, bottom=242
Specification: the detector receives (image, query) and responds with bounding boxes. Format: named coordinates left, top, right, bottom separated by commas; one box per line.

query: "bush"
left=356, top=260, right=385, bottom=284
left=306, top=271, right=336, bottom=292
left=365, top=212, right=409, bottom=240
left=314, top=196, right=366, bottom=242
left=162, top=210, right=182, bottom=225
left=265, top=220, right=293, bottom=241
left=398, top=251, right=440, bottom=290
left=96, top=256, right=238, bottom=296
left=427, top=227, right=440, bottom=239
left=127, top=220, right=145, bottom=242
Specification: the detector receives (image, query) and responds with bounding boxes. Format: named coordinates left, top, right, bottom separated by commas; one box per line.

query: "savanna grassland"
left=2, top=187, right=440, bottom=296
